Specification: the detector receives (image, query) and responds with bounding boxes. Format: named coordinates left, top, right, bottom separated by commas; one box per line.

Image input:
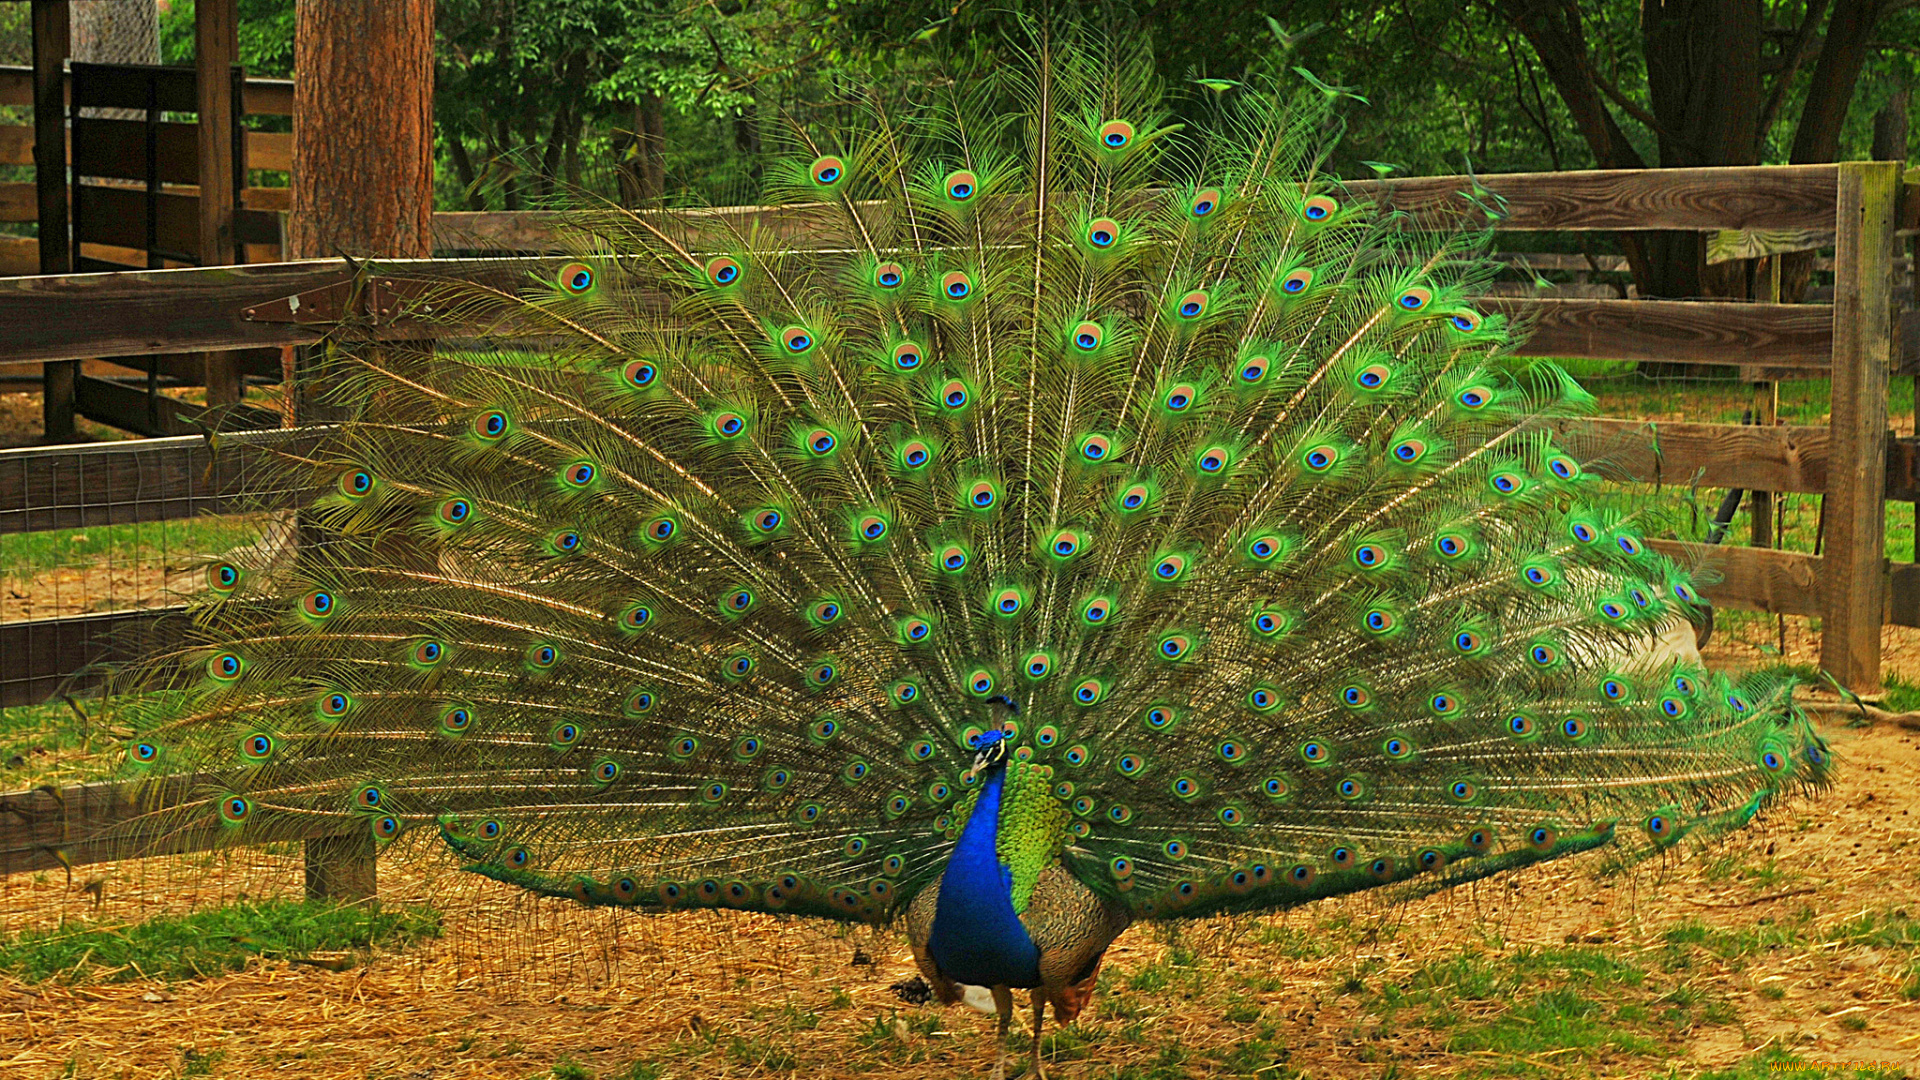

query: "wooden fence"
left=0, top=64, right=297, bottom=275
left=0, top=161, right=1915, bottom=897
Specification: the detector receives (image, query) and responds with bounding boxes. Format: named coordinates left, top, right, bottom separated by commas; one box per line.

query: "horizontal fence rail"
left=0, top=428, right=322, bottom=534
left=0, top=773, right=360, bottom=879
left=0, top=255, right=1911, bottom=372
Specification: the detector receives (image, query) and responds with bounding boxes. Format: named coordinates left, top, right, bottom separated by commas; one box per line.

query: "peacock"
left=103, top=31, right=1827, bottom=1080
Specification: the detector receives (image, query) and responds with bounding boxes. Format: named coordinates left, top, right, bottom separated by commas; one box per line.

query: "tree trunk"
left=287, top=0, right=435, bottom=261
left=1873, top=91, right=1910, bottom=163
left=734, top=101, right=760, bottom=158
left=1497, top=0, right=1655, bottom=287
left=70, top=0, right=157, bottom=67
left=1778, top=0, right=1889, bottom=301
left=619, top=92, right=668, bottom=207
left=1639, top=0, right=1763, bottom=299
left=1498, top=0, right=1888, bottom=307
left=285, top=1, right=435, bottom=905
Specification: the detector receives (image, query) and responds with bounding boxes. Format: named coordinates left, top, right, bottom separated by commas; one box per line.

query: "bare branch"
left=1758, top=0, right=1833, bottom=153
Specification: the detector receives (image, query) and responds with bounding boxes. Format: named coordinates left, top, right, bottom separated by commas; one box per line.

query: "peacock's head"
left=972, top=727, right=1011, bottom=773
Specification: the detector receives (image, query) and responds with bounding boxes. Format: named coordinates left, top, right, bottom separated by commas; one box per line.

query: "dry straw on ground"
left=3, top=703, right=1918, bottom=1079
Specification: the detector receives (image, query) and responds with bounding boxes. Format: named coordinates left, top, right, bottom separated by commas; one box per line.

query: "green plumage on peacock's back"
left=102, top=29, right=1826, bottom=1076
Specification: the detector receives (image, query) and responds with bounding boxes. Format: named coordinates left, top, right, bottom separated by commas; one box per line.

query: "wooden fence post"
left=305, top=831, right=378, bottom=904
left=1820, top=161, right=1899, bottom=695
left=196, top=0, right=245, bottom=411
left=31, top=0, right=74, bottom=443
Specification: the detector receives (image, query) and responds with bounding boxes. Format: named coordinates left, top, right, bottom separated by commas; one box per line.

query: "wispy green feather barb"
left=103, top=29, right=1827, bottom=926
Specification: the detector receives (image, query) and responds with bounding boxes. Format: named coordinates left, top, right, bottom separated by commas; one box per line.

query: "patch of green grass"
left=1373, top=935, right=1772, bottom=1075
left=1446, top=986, right=1663, bottom=1061
left=726, top=1036, right=798, bottom=1071
left=0, top=899, right=441, bottom=984
left=0, top=697, right=100, bottom=777
left=179, top=1048, right=226, bottom=1076
left=1222, top=995, right=1262, bottom=1023
left=1882, top=675, right=1920, bottom=715
left=1211, top=1025, right=1295, bottom=1076
left=1403, top=945, right=1644, bottom=1008
left=1040, top=1021, right=1102, bottom=1061
left=1834, top=907, right=1920, bottom=950
left=1660, top=917, right=1802, bottom=968
left=1703, top=1047, right=1910, bottom=1079
left=1124, top=962, right=1171, bottom=992
left=0, top=515, right=267, bottom=577
left=1108, top=1044, right=1191, bottom=1080
left=1700, top=851, right=1799, bottom=889
left=1255, top=923, right=1329, bottom=959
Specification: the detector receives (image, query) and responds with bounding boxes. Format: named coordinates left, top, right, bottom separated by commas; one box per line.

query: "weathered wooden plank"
left=0, top=125, right=290, bottom=172
left=0, top=253, right=1850, bottom=371
left=1821, top=162, right=1899, bottom=694
left=0, top=123, right=26, bottom=166
left=1885, top=563, right=1920, bottom=628
left=75, top=185, right=203, bottom=256
left=1550, top=417, right=1830, bottom=494
left=248, top=130, right=291, bottom=172
left=0, top=258, right=360, bottom=361
left=0, top=65, right=295, bottom=116
left=1345, top=165, right=1839, bottom=232
left=0, top=230, right=29, bottom=275
left=432, top=210, right=567, bottom=251
left=70, top=60, right=198, bottom=112
left=1495, top=297, right=1834, bottom=367
left=0, top=772, right=355, bottom=877
left=70, top=187, right=276, bottom=261
left=1, top=179, right=38, bottom=221
left=0, top=418, right=1884, bottom=542
left=0, top=605, right=178, bottom=709
left=1647, top=539, right=1823, bottom=618
left=72, top=374, right=279, bottom=436
left=197, top=2, right=240, bottom=273
left=34, top=0, right=72, bottom=444
left=71, top=118, right=205, bottom=184
left=0, top=427, right=320, bottom=535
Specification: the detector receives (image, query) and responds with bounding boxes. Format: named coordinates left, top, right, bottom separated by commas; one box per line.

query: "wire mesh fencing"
left=0, top=430, right=317, bottom=707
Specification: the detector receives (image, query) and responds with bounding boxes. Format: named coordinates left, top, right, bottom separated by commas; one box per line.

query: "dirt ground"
left=1, top=683, right=1916, bottom=1079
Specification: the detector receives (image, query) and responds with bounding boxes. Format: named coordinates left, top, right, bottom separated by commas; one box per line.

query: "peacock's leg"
left=989, top=984, right=1015, bottom=1080
left=1028, top=988, right=1049, bottom=1080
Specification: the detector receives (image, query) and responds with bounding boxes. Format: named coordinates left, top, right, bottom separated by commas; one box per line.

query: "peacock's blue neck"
left=925, top=763, right=1042, bottom=988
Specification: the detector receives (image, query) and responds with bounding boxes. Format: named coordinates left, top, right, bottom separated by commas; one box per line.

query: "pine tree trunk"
left=286, top=0, right=434, bottom=261
left=285, top=1, right=435, bottom=904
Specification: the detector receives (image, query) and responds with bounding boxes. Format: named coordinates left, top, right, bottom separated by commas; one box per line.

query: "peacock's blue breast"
left=924, top=768, right=1043, bottom=988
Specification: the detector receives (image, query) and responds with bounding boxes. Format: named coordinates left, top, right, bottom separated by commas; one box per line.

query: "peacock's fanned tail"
left=106, top=30, right=1828, bottom=924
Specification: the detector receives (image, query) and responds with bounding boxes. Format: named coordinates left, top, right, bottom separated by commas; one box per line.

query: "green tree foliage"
left=435, top=0, right=768, bottom=209
left=101, top=0, right=1920, bottom=233
left=158, top=0, right=297, bottom=77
